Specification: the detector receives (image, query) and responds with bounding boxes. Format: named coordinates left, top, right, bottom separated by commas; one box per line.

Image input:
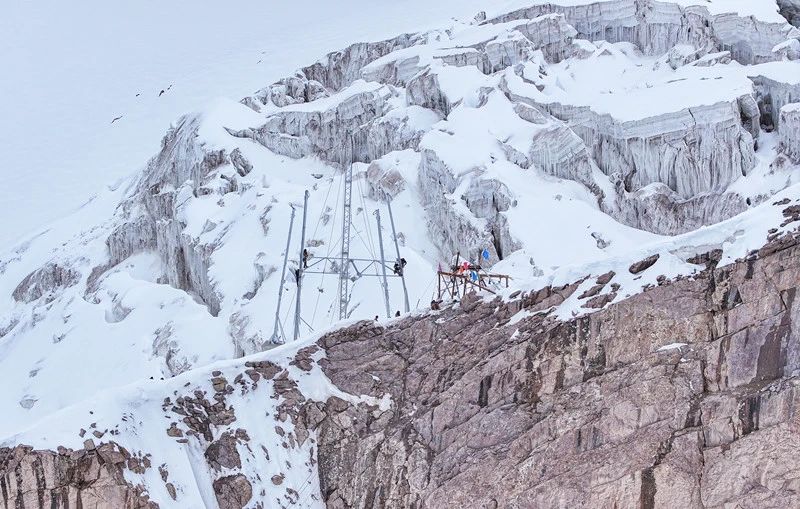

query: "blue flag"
left=482, top=248, right=490, bottom=260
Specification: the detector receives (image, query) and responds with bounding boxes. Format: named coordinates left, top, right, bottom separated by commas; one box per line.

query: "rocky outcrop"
left=213, top=474, right=252, bottom=509
left=314, top=229, right=800, bottom=508
left=6, top=224, right=800, bottom=508
left=0, top=443, right=156, bottom=509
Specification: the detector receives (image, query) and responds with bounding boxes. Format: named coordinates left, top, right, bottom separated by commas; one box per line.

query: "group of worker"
left=303, top=248, right=406, bottom=277
left=374, top=310, right=402, bottom=320
left=293, top=249, right=493, bottom=316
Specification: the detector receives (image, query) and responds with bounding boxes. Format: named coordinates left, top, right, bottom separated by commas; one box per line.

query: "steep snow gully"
left=1, top=0, right=800, bottom=508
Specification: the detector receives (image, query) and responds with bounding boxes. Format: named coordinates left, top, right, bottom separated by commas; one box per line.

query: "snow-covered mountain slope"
left=1, top=0, right=800, bottom=507
left=5, top=198, right=800, bottom=508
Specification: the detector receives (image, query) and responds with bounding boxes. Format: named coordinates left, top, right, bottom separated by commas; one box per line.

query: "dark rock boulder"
left=213, top=474, right=252, bottom=509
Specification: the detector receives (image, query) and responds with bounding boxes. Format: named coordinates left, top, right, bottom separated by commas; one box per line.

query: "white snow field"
left=0, top=0, right=499, bottom=247
left=1, top=0, right=799, bottom=506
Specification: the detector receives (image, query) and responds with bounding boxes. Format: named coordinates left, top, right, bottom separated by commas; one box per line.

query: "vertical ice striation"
left=780, top=103, right=800, bottom=162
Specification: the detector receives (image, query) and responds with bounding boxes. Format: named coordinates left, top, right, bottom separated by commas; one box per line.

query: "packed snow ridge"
left=0, top=0, right=799, bottom=505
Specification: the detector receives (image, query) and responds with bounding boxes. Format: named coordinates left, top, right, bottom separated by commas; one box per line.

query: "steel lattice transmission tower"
left=338, top=162, right=354, bottom=320
left=270, top=136, right=411, bottom=342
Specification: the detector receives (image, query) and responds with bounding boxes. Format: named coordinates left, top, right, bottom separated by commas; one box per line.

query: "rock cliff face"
left=5, top=212, right=800, bottom=508
left=0, top=443, right=156, bottom=509
left=314, top=231, right=800, bottom=508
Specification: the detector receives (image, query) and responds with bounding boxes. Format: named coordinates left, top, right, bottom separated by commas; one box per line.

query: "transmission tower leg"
left=385, top=200, right=411, bottom=313
left=270, top=205, right=296, bottom=345
left=374, top=209, right=392, bottom=318
left=293, top=190, right=309, bottom=341
left=338, top=164, right=354, bottom=320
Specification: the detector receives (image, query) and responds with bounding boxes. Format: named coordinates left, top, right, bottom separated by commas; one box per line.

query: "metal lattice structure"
left=269, top=205, right=296, bottom=344
left=338, top=163, right=354, bottom=320
left=435, top=252, right=510, bottom=303
left=272, top=156, right=412, bottom=342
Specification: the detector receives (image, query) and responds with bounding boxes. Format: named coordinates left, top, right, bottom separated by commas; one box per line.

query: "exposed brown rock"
left=244, top=360, right=281, bottom=383
left=578, top=283, right=605, bottom=299
left=171, top=388, right=236, bottom=441
left=313, top=235, right=800, bottom=508
left=686, top=248, right=723, bottom=268
left=205, top=432, right=242, bottom=471
left=211, top=376, right=230, bottom=393
left=0, top=444, right=155, bottom=508
left=583, top=292, right=617, bottom=309
left=166, top=482, right=177, bottom=500
left=629, top=254, right=660, bottom=274
left=213, top=474, right=252, bottom=509
left=596, top=270, right=616, bottom=285
left=290, top=345, right=320, bottom=372
left=166, top=422, right=183, bottom=437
